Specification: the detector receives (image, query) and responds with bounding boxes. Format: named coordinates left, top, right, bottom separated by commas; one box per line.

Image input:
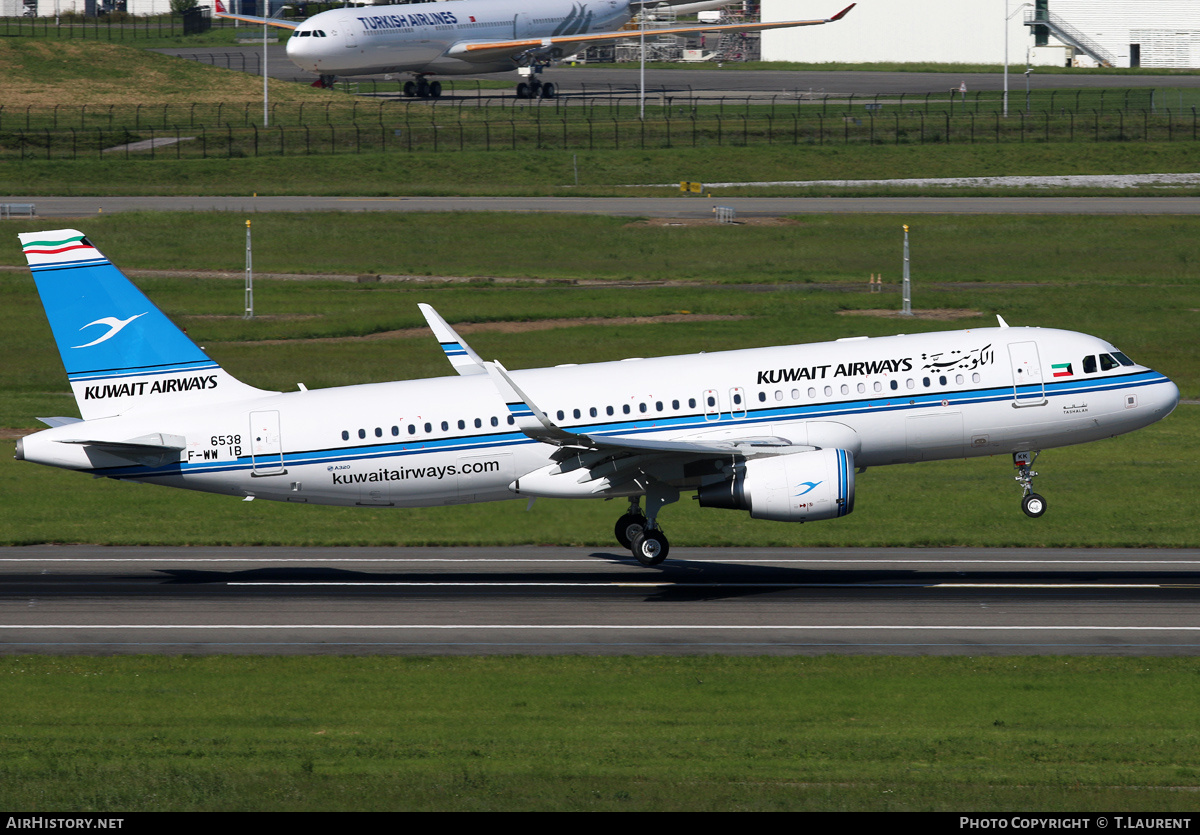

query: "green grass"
left=6, top=142, right=1200, bottom=197
left=4, top=656, right=1200, bottom=811
left=4, top=211, right=1200, bottom=289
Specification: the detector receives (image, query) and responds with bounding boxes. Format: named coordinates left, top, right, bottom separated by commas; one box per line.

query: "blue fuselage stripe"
left=96, top=370, right=1170, bottom=481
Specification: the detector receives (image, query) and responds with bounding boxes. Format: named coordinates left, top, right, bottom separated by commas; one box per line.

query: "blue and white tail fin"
left=20, top=229, right=272, bottom=420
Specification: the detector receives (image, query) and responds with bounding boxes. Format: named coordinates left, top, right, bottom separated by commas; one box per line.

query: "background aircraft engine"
left=697, top=448, right=855, bottom=522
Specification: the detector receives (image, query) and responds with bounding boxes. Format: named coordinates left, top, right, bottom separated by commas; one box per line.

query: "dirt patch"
left=837, top=308, right=983, bottom=320
left=229, top=313, right=749, bottom=345
left=187, top=314, right=322, bottom=321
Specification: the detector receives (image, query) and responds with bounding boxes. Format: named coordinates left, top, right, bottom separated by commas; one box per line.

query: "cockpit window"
left=1100, top=353, right=1121, bottom=372
left=1083, top=355, right=1097, bottom=374
left=1112, top=351, right=1135, bottom=367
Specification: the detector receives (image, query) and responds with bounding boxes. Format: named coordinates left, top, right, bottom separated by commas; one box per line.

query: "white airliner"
left=15, top=230, right=1180, bottom=565
left=215, top=0, right=855, bottom=98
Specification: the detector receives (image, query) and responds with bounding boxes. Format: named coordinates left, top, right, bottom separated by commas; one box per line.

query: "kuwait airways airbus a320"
left=16, top=230, right=1179, bottom=565
left=216, top=0, right=855, bottom=98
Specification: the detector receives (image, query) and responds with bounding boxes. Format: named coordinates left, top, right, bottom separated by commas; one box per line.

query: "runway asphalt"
left=4, top=546, right=1200, bottom=656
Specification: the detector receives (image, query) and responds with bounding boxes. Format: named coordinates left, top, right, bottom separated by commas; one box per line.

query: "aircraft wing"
left=485, top=360, right=811, bottom=456
left=484, top=359, right=833, bottom=499
left=418, top=303, right=488, bottom=376
left=214, top=11, right=298, bottom=30
left=446, top=3, right=854, bottom=63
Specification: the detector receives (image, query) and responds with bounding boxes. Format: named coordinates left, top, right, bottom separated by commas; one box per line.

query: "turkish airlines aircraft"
left=215, top=0, right=855, bottom=97
left=16, top=230, right=1179, bottom=565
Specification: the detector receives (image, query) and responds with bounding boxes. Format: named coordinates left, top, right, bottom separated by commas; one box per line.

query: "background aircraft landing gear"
left=515, top=64, right=555, bottom=99
left=313, top=75, right=336, bottom=89
left=1013, top=451, right=1047, bottom=518
left=403, top=77, right=442, bottom=99
left=515, top=79, right=555, bottom=99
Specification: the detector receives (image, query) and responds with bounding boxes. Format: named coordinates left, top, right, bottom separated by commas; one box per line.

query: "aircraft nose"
left=1157, top=378, right=1181, bottom=418
left=285, top=33, right=318, bottom=71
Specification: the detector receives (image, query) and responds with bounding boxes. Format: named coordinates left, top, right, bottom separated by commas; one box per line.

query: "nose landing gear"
left=1014, top=451, right=1047, bottom=518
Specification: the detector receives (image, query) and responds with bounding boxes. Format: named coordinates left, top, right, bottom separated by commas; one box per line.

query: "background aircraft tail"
left=20, top=229, right=272, bottom=420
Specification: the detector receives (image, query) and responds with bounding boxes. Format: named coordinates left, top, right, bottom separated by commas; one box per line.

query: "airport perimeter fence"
left=0, top=13, right=228, bottom=39
left=2, top=90, right=1196, bottom=160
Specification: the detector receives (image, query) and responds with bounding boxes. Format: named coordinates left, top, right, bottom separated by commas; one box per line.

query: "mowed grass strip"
left=7, top=143, right=1200, bottom=197
left=3, top=211, right=1200, bottom=288
left=3, top=656, right=1200, bottom=811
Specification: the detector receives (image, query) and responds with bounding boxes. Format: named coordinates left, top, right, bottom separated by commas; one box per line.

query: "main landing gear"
left=313, top=75, right=336, bottom=89
left=402, top=76, right=443, bottom=99
left=515, top=78, right=556, bottom=99
left=515, top=65, right=556, bottom=99
left=613, top=484, right=679, bottom=567
left=1013, top=451, right=1047, bottom=518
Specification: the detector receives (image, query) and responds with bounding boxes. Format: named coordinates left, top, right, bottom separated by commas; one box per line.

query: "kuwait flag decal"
left=1052, top=362, right=1073, bottom=378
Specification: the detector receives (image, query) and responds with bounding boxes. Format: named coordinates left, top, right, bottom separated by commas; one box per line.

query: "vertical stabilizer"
left=20, top=229, right=273, bottom=420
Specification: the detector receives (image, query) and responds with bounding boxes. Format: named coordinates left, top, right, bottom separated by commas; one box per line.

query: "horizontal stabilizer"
left=58, top=433, right=186, bottom=468
left=37, top=416, right=84, bottom=428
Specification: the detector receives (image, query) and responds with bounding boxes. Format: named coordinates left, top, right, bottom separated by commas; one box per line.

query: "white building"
left=763, top=0, right=1200, bottom=69
left=34, top=0, right=89, bottom=15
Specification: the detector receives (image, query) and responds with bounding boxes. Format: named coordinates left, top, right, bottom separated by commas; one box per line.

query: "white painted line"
left=4, top=558, right=1200, bottom=565
left=2, top=624, right=1198, bottom=631
left=228, top=581, right=1172, bottom=589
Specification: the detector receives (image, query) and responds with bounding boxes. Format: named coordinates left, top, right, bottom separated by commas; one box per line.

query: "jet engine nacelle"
left=697, top=448, right=855, bottom=522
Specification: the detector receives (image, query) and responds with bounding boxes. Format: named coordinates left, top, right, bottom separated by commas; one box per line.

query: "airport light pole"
left=639, top=8, right=646, bottom=120
left=244, top=220, right=254, bottom=320
left=1003, top=1, right=1032, bottom=118
left=263, top=19, right=269, bottom=126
